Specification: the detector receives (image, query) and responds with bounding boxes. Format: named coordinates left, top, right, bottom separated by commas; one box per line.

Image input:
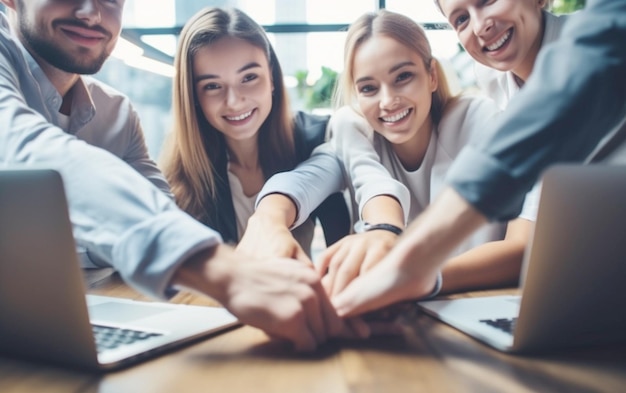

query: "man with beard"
left=0, top=0, right=346, bottom=352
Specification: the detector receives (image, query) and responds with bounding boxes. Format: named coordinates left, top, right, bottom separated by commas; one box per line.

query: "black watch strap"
left=363, top=222, right=403, bottom=235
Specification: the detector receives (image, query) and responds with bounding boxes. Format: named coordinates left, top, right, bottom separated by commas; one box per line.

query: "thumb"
left=332, top=271, right=401, bottom=318
left=294, top=244, right=314, bottom=266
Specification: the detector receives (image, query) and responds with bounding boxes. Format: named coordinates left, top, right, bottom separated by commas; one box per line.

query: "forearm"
left=256, top=144, right=343, bottom=228
left=441, top=217, right=531, bottom=293
left=361, top=195, right=405, bottom=228
left=253, top=193, right=298, bottom=228
left=329, top=107, right=410, bottom=223
left=391, top=188, right=487, bottom=290
left=441, top=240, right=524, bottom=294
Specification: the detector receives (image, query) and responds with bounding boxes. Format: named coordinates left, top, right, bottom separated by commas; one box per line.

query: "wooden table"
left=1, top=269, right=625, bottom=393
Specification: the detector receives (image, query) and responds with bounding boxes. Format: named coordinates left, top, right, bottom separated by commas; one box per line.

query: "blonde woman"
left=317, top=10, right=516, bottom=297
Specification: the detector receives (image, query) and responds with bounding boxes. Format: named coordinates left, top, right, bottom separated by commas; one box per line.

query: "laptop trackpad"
left=89, top=302, right=170, bottom=323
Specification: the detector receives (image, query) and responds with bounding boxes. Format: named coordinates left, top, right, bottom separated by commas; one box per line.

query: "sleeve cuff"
left=423, top=272, right=443, bottom=299
left=112, top=211, right=223, bottom=299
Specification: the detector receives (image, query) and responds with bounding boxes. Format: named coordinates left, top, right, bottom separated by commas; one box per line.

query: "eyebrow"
left=354, top=61, right=415, bottom=84
left=194, top=62, right=263, bottom=83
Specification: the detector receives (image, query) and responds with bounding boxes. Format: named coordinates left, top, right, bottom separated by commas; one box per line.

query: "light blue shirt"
left=0, top=13, right=222, bottom=299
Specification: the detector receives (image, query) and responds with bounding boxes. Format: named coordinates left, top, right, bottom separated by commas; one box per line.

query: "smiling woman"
left=318, top=9, right=517, bottom=297
left=160, top=7, right=350, bottom=256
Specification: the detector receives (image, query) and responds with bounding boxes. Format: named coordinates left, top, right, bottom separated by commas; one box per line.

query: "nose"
left=75, top=0, right=102, bottom=25
left=225, top=86, right=243, bottom=107
left=379, top=85, right=398, bottom=110
left=472, top=11, right=494, bottom=37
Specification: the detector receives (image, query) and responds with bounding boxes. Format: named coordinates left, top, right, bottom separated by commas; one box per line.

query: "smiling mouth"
left=484, top=28, right=512, bottom=52
left=380, top=108, right=412, bottom=123
left=225, top=110, right=254, bottom=121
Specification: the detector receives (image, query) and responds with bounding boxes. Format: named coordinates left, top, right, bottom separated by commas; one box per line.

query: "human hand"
left=316, top=231, right=398, bottom=297
left=332, top=188, right=486, bottom=318
left=237, top=213, right=312, bottom=264
left=331, top=248, right=440, bottom=318
left=175, top=245, right=342, bottom=351
left=237, top=194, right=312, bottom=264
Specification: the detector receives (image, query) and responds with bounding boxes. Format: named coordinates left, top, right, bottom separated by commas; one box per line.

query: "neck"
left=36, top=56, right=81, bottom=97
left=392, top=117, right=433, bottom=172
left=226, top=137, right=260, bottom=171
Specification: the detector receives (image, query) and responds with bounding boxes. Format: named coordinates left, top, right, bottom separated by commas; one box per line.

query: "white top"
left=332, top=96, right=507, bottom=257
left=227, top=170, right=258, bottom=242
left=473, top=11, right=570, bottom=221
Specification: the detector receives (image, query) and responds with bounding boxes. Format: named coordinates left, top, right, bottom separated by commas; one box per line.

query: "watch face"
left=354, top=220, right=367, bottom=233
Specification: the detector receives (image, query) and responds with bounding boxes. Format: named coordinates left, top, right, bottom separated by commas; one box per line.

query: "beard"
left=19, top=18, right=112, bottom=75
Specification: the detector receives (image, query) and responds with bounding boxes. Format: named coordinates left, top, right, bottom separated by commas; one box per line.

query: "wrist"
left=255, top=193, right=298, bottom=227
left=172, top=244, right=235, bottom=304
left=423, top=271, right=443, bottom=299
left=362, top=222, right=404, bottom=236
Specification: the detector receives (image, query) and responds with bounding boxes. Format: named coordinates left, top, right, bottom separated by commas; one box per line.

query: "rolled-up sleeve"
left=1, top=42, right=222, bottom=299
left=447, top=0, right=626, bottom=221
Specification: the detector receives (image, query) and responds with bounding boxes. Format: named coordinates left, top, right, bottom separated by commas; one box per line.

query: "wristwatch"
left=362, top=222, right=403, bottom=235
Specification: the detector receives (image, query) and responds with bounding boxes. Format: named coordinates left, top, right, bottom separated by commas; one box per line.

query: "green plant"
left=552, top=0, right=585, bottom=14
left=308, top=66, right=338, bottom=109
left=294, top=66, right=338, bottom=110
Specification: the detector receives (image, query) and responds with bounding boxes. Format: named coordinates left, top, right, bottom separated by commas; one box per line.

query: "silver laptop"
left=0, top=169, right=239, bottom=371
left=418, top=164, right=626, bottom=353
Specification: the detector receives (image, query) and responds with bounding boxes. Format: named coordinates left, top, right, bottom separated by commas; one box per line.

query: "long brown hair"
left=161, top=7, right=295, bottom=224
left=334, top=9, right=453, bottom=125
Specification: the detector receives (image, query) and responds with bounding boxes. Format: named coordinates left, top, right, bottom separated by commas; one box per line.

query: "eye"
left=357, top=84, right=377, bottom=95
left=242, top=73, right=258, bottom=83
left=452, top=14, right=469, bottom=29
left=396, top=71, right=414, bottom=83
left=200, top=82, right=221, bottom=92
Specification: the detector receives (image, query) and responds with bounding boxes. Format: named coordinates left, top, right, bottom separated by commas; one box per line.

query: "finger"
left=299, top=278, right=327, bottom=347
left=360, top=247, right=387, bottom=273
left=330, top=246, right=365, bottom=297
left=332, top=268, right=406, bottom=318
left=313, top=280, right=345, bottom=339
left=324, top=246, right=349, bottom=295
left=315, top=240, right=340, bottom=275
left=294, top=243, right=314, bottom=266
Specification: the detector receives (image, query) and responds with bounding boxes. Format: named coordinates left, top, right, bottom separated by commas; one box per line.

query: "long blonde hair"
left=161, top=7, right=295, bottom=224
left=334, top=9, right=453, bottom=125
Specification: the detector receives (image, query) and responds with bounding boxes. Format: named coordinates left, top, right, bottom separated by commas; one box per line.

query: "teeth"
left=381, top=108, right=410, bottom=123
left=226, top=110, right=253, bottom=121
left=486, top=30, right=511, bottom=51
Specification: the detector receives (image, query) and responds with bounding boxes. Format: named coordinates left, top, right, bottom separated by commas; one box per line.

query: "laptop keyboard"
left=92, top=324, right=163, bottom=352
left=480, top=318, right=517, bottom=334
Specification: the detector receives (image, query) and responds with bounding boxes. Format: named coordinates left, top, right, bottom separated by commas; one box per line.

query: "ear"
left=429, top=58, right=439, bottom=93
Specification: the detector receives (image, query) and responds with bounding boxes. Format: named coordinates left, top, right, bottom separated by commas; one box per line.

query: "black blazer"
left=204, top=111, right=351, bottom=247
